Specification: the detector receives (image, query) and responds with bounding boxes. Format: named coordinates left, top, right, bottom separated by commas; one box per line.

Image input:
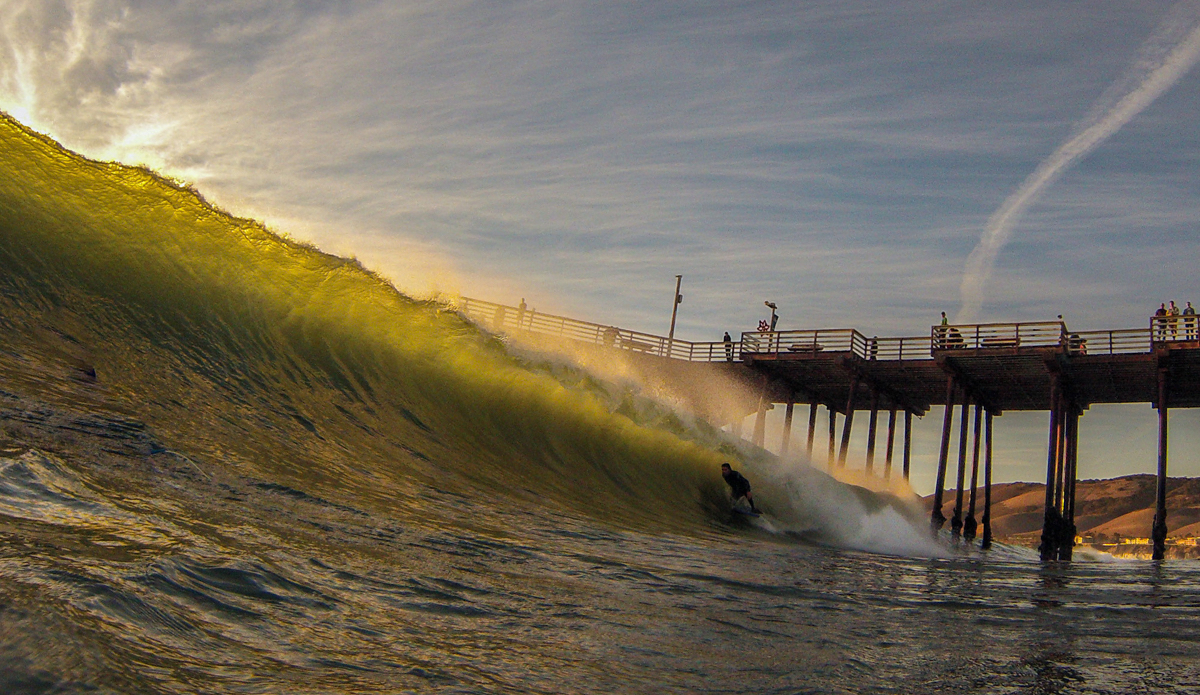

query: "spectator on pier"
left=1185, top=302, right=1197, bottom=340
left=723, top=331, right=733, bottom=361
left=936, top=312, right=949, bottom=348
left=1169, top=301, right=1181, bottom=338
left=1155, top=303, right=1167, bottom=341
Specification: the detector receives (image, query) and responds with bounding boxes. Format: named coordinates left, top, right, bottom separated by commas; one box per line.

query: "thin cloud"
left=957, top=2, right=1200, bottom=322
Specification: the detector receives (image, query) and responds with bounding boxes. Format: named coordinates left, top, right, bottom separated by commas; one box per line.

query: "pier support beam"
left=951, top=394, right=970, bottom=537
left=838, top=375, right=860, bottom=467
left=780, top=396, right=795, bottom=457
left=865, top=387, right=880, bottom=474
left=964, top=403, right=983, bottom=542
left=752, top=377, right=769, bottom=448
left=884, top=407, right=897, bottom=479
left=981, top=409, right=994, bottom=549
left=827, top=406, right=837, bottom=471
left=806, top=402, right=818, bottom=459
left=1061, top=405, right=1080, bottom=561
left=903, top=410, right=913, bottom=481
left=1152, top=369, right=1169, bottom=560
left=1036, top=376, right=1065, bottom=561
left=931, top=376, right=957, bottom=531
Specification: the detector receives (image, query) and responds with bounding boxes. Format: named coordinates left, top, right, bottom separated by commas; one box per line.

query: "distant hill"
left=924, top=475, right=1200, bottom=544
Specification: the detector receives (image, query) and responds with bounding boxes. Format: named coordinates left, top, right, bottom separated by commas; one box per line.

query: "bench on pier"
left=980, top=337, right=1019, bottom=348
left=621, top=339, right=658, bottom=353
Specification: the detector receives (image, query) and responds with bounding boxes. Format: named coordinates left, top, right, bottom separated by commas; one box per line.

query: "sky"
left=2, top=0, right=1199, bottom=491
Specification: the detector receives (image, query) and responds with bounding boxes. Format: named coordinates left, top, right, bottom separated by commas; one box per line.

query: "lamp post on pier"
left=667, top=275, right=683, bottom=356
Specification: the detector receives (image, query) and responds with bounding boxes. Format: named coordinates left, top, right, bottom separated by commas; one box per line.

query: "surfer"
left=720, top=463, right=757, bottom=512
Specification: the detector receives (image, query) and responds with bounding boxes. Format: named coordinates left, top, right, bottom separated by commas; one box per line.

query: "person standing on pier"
left=1169, top=301, right=1181, bottom=338
left=723, top=332, right=733, bottom=361
left=1155, top=303, right=1167, bottom=341
left=1185, top=302, right=1196, bottom=340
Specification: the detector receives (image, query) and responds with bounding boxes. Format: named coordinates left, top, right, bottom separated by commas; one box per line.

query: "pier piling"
left=780, top=396, right=795, bottom=457
left=964, top=402, right=983, bottom=542
left=931, top=377, right=957, bottom=531
left=827, top=407, right=837, bottom=471
left=838, top=375, right=860, bottom=467
left=1152, top=368, right=1169, bottom=560
left=806, top=402, right=818, bottom=459
left=865, top=387, right=880, bottom=473
left=981, top=409, right=994, bottom=549
left=752, top=377, right=769, bottom=448
left=903, top=410, right=913, bottom=481
left=951, top=395, right=970, bottom=537
left=1061, top=405, right=1080, bottom=561
left=1039, top=376, right=1066, bottom=561
left=884, top=407, right=897, bottom=479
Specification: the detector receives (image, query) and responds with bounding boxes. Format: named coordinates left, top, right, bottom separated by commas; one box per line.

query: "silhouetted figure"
left=723, top=331, right=733, bottom=361
left=720, top=463, right=756, bottom=512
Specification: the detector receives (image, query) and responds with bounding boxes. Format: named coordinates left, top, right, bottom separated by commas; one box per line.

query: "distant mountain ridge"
left=924, top=475, right=1200, bottom=543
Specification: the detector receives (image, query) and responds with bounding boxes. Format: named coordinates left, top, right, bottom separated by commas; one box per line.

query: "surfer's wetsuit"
left=720, top=465, right=757, bottom=511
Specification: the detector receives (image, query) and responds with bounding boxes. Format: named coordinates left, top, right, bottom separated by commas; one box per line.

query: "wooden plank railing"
left=457, top=296, right=1176, bottom=363
left=1151, top=315, right=1200, bottom=343
left=932, top=321, right=1066, bottom=350
left=455, top=296, right=741, bottom=362
left=1069, top=328, right=1151, bottom=355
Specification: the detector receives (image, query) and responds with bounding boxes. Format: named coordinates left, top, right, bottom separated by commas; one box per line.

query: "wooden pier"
left=457, top=296, right=1199, bottom=561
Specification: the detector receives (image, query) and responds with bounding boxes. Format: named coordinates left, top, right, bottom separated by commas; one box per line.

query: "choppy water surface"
left=2, top=447, right=1197, bottom=695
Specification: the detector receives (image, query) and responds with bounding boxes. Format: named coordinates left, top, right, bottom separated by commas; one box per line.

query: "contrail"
left=957, top=5, right=1200, bottom=322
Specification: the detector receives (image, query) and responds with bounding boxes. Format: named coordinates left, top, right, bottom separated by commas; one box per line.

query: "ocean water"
left=3, top=442, right=1199, bottom=695
left=2, top=113, right=1199, bottom=694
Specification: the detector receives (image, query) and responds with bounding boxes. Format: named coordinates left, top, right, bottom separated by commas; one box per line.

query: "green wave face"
left=0, top=113, right=731, bottom=533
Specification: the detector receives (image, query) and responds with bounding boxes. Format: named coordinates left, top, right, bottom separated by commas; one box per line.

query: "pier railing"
left=455, top=296, right=738, bottom=362
left=932, top=321, right=1066, bottom=350
left=457, top=295, right=1178, bottom=363
left=739, top=329, right=932, bottom=361
left=1069, top=328, right=1151, bottom=355
left=1151, top=315, right=1199, bottom=343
